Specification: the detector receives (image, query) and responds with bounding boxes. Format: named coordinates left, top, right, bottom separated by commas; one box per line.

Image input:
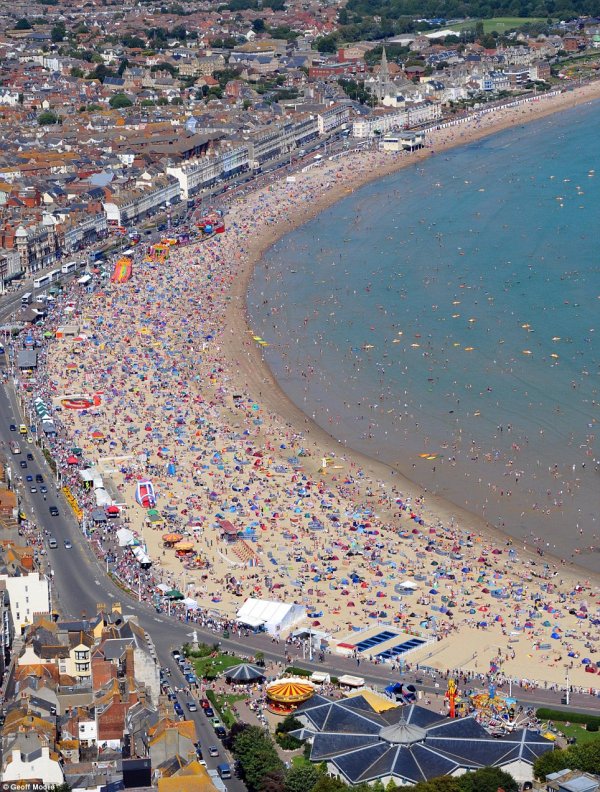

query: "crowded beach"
left=22, top=81, right=600, bottom=694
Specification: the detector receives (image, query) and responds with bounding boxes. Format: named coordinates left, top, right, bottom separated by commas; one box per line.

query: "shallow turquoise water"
left=248, top=101, right=600, bottom=573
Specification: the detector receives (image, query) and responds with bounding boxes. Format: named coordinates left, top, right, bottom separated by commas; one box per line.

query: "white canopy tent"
left=116, top=528, right=136, bottom=547
left=94, top=486, right=112, bottom=507
left=131, top=545, right=151, bottom=566
left=80, top=467, right=105, bottom=490
left=236, top=597, right=306, bottom=636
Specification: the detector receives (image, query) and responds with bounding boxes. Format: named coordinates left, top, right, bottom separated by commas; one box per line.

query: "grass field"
left=554, top=722, right=600, bottom=745
left=192, top=653, right=242, bottom=679
left=449, top=17, right=549, bottom=33
left=207, top=690, right=247, bottom=728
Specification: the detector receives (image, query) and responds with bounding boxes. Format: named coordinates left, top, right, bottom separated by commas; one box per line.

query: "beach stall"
left=338, top=674, right=366, bottom=692
left=131, top=545, right=152, bottom=569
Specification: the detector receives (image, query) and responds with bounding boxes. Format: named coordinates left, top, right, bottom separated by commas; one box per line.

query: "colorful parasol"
left=163, top=533, right=183, bottom=544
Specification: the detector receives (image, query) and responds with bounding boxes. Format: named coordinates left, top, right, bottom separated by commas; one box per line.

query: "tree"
left=38, top=110, right=60, bottom=125
left=88, top=63, right=114, bottom=82
left=15, top=18, right=32, bottom=29
left=314, top=34, right=338, bottom=53
left=459, top=767, right=518, bottom=792
left=109, top=93, right=133, bottom=108
left=285, top=764, right=322, bottom=792
left=122, top=33, right=146, bottom=48
left=252, top=18, right=266, bottom=32
left=533, top=739, right=600, bottom=780
left=150, top=61, right=178, bottom=76
left=51, top=23, right=65, bottom=42
left=233, top=725, right=284, bottom=792
left=261, top=769, right=286, bottom=792
left=412, top=776, right=462, bottom=792
left=311, top=776, right=351, bottom=792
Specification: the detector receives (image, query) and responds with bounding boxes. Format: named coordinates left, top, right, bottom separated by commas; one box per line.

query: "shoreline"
left=41, top=81, right=600, bottom=692
left=221, top=82, right=600, bottom=581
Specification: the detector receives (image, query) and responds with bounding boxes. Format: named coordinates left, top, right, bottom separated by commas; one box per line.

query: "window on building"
left=75, top=650, right=89, bottom=660
left=76, top=662, right=90, bottom=673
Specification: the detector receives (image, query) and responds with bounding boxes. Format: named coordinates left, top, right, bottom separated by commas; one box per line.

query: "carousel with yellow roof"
left=266, top=677, right=315, bottom=714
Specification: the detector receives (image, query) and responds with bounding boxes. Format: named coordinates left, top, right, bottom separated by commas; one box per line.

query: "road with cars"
left=0, top=381, right=244, bottom=782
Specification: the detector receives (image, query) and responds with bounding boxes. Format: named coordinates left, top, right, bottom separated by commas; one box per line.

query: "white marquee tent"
left=236, top=597, right=306, bottom=636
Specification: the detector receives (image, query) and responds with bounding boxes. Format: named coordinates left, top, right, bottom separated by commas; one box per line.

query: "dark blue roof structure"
left=292, top=696, right=554, bottom=786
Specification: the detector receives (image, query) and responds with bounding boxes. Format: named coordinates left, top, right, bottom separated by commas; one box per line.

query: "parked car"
left=204, top=707, right=214, bottom=718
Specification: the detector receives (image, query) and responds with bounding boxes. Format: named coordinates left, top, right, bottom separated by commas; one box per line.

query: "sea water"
left=247, top=101, right=600, bottom=573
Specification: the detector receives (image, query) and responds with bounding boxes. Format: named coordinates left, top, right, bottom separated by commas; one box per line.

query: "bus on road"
left=33, top=270, right=60, bottom=290
left=61, top=261, right=78, bottom=275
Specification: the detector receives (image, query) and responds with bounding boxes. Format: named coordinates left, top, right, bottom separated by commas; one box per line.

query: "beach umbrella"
left=66, top=455, right=79, bottom=465
left=162, top=533, right=183, bottom=544
left=582, top=658, right=591, bottom=665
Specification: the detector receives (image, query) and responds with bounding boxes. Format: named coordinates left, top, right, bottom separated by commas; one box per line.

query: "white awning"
left=338, top=674, right=365, bottom=687
left=237, top=615, right=266, bottom=629
left=116, top=528, right=135, bottom=547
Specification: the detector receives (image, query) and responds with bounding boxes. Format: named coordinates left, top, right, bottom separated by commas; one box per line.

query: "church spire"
left=380, top=46, right=389, bottom=81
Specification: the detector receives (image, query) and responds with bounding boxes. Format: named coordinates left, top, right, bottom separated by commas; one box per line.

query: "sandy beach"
left=40, top=81, right=600, bottom=693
